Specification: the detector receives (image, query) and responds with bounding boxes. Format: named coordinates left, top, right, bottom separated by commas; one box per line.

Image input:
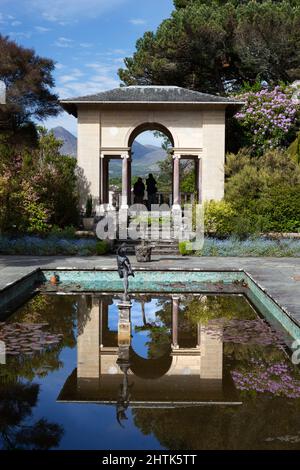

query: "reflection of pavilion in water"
left=58, top=296, right=240, bottom=406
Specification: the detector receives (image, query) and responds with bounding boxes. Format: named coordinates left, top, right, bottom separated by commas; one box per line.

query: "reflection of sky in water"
left=108, top=298, right=167, bottom=330
left=108, top=298, right=170, bottom=358
left=3, top=293, right=300, bottom=450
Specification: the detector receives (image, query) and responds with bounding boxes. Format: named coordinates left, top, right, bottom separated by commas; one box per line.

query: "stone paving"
left=0, top=255, right=299, bottom=324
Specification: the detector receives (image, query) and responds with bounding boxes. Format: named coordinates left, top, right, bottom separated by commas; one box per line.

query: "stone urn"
left=82, top=217, right=94, bottom=231
left=135, top=242, right=151, bottom=262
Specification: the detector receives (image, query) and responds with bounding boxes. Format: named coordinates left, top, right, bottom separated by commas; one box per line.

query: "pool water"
left=0, top=292, right=300, bottom=450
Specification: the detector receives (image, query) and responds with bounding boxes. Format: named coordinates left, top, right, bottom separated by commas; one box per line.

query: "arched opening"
left=101, top=122, right=202, bottom=211
left=129, top=347, right=172, bottom=379
left=128, top=122, right=174, bottom=149
left=129, top=123, right=174, bottom=207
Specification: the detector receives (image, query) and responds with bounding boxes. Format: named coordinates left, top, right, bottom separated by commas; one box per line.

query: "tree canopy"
left=0, top=35, right=60, bottom=136
left=119, top=1, right=300, bottom=94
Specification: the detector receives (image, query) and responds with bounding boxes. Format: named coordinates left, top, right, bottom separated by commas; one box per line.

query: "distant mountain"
left=51, top=126, right=77, bottom=157
left=50, top=126, right=167, bottom=175
left=131, top=141, right=166, bottom=175
left=110, top=141, right=167, bottom=177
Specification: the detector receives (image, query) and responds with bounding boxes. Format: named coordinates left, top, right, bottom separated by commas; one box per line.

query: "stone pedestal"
left=117, top=300, right=132, bottom=347
left=135, top=244, right=151, bottom=262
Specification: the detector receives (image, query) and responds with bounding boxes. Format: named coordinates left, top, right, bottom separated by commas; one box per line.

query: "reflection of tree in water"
left=0, top=381, right=63, bottom=450
left=132, top=295, right=300, bottom=449
left=0, top=293, right=98, bottom=449
left=2, top=294, right=93, bottom=381
left=182, top=295, right=256, bottom=326
left=132, top=397, right=300, bottom=450
left=134, top=297, right=171, bottom=359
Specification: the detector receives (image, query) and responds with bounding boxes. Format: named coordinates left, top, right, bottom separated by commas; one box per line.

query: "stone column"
left=103, top=158, right=109, bottom=205
left=172, top=295, right=180, bottom=349
left=197, top=156, right=203, bottom=204
left=121, top=153, right=130, bottom=209
left=127, top=157, right=132, bottom=206
left=194, top=158, right=199, bottom=196
left=99, top=154, right=105, bottom=205
left=172, top=154, right=181, bottom=211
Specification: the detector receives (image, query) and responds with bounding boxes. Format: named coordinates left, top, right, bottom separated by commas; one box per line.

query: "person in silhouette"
left=133, top=177, right=145, bottom=204
left=146, top=173, right=157, bottom=210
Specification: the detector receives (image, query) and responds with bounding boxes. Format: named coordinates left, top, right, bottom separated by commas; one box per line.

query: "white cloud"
left=35, top=25, right=51, bottom=32
left=8, top=31, right=31, bottom=39
left=19, top=0, right=128, bottom=21
left=11, top=20, right=22, bottom=26
left=112, top=48, right=127, bottom=55
left=57, top=75, right=119, bottom=99
left=58, top=68, right=84, bottom=83
left=129, top=18, right=146, bottom=25
left=79, top=42, right=93, bottom=48
left=54, top=36, right=74, bottom=48
left=85, top=62, right=117, bottom=74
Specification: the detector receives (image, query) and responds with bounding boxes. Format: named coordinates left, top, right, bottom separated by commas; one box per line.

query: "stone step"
left=113, top=241, right=180, bottom=255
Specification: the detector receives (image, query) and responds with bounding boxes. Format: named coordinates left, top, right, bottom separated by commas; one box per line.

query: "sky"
left=0, top=0, right=174, bottom=144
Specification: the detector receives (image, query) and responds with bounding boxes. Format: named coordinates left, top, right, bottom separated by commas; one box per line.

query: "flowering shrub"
left=195, top=237, right=300, bottom=257
left=0, top=128, right=79, bottom=235
left=235, top=86, right=299, bottom=153
left=0, top=236, right=110, bottom=256
left=232, top=359, right=300, bottom=399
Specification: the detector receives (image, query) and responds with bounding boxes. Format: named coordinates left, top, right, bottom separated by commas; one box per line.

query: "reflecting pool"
left=0, top=293, right=300, bottom=450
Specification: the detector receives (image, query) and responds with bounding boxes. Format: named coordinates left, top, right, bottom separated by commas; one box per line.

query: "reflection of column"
left=197, top=156, right=202, bottom=204
left=99, top=299, right=103, bottom=349
left=172, top=295, right=180, bottom=349
left=121, top=153, right=130, bottom=209
left=172, top=154, right=181, bottom=210
left=117, top=300, right=132, bottom=350
left=77, top=297, right=100, bottom=379
left=200, top=324, right=223, bottom=379
left=196, top=323, right=201, bottom=349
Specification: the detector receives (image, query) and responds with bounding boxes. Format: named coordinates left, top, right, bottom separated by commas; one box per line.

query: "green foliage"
left=254, top=185, right=300, bottom=233
left=225, top=148, right=300, bottom=233
left=95, top=240, right=110, bottom=255
left=288, top=131, right=300, bottom=164
left=178, top=240, right=190, bottom=255
left=119, top=1, right=300, bottom=94
left=204, top=200, right=237, bottom=237
left=0, top=34, right=59, bottom=139
left=0, top=128, right=79, bottom=234
left=48, top=225, right=77, bottom=239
